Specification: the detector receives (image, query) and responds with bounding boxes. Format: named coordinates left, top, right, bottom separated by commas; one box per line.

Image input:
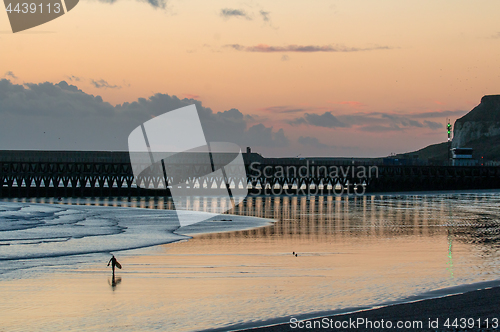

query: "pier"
left=1, top=150, right=500, bottom=197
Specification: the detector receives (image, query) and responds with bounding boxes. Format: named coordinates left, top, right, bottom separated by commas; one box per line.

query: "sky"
left=1, top=0, right=500, bottom=157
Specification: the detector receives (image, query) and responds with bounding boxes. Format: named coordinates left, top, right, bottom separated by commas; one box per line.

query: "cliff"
left=452, top=95, right=500, bottom=148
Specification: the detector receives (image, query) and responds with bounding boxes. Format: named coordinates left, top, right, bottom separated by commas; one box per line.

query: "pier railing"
left=1, top=151, right=500, bottom=197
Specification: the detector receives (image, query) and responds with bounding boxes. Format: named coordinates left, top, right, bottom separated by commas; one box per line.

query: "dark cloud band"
left=0, top=79, right=288, bottom=150
left=98, top=0, right=167, bottom=9
left=289, top=112, right=350, bottom=128
left=225, top=44, right=392, bottom=53
left=91, top=79, right=121, bottom=89
left=220, top=8, right=251, bottom=20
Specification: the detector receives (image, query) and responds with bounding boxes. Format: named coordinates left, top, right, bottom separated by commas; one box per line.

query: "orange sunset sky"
left=1, top=0, right=500, bottom=157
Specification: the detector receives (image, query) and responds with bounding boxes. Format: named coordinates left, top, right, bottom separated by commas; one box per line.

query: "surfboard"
left=115, top=262, right=122, bottom=269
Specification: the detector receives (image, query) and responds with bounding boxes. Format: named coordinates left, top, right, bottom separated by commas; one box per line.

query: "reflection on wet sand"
left=2, top=193, right=499, bottom=332
left=194, top=195, right=500, bottom=254
left=16, top=193, right=499, bottom=246
left=108, top=275, right=122, bottom=289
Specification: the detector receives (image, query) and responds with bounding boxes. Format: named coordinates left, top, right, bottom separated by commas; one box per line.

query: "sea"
left=0, top=191, right=499, bottom=331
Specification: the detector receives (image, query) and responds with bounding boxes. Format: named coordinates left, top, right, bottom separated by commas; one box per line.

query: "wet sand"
left=1, top=232, right=498, bottom=332
left=244, top=287, right=500, bottom=331
left=2, top=194, right=500, bottom=331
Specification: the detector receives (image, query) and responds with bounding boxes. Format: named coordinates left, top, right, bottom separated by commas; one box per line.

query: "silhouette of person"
left=107, top=255, right=120, bottom=275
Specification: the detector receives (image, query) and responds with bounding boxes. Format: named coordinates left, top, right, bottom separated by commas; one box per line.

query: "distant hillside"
left=464, top=135, right=500, bottom=160
left=398, top=136, right=500, bottom=161
left=395, top=142, right=449, bottom=161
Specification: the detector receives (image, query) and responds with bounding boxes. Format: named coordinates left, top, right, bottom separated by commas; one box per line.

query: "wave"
left=0, top=202, right=273, bottom=276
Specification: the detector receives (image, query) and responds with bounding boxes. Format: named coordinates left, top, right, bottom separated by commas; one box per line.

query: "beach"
left=244, top=286, right=500, bottom=331
left=0, top=193, right=499, bottom=331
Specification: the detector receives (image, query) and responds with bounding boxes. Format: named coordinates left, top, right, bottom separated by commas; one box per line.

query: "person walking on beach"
left=107, top=255, right=121, bottom=275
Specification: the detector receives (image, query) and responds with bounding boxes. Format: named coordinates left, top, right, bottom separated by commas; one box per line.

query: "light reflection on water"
left=2, top=193, right=500, bottom=331
left=5, top=193, right=500, bottom=283
left=14, top=193, right=498, bottom=251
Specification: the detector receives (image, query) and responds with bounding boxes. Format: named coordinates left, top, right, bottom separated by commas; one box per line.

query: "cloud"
left=116, top=95, right=288, bottom=147
left=97, top=0, right=167, bottom=9
left=304, top=112, right=349, bottom=128
left=220, top=8, right=251, bottom=20
left=359, top=125, right=402, bottom=132
left=353, top=114, right=443, bottom=132
left=423, top=120, right=442, bottom=130
left=244, top=124, right=289, bottom=147
left=410, top=110, right=467, bottom=118
left=4, top=71, right=17, bottom=79
left=259, top=10, right=270, bottom=22
left=288, top=117, right=307, bottom=126
left=407, top=119, right=423, bottom=127
left=0, top=79, right=288, bottom=150
left=182, top=93, right=200, bottom=99
left=66, top=75, right=81, bottom=82
left=381, top=114, right=425, bottom=128
left=260, top=106, right=305, bottom=114
left=336, top=111, right=447, bottom=130
left=219, top=8, right=273, bottom=24
left=491, top=32, right=500, bottom=39
left=225, top=44, right=244, bottom=51
left=289, top=112, right=350, bottom=128
left=298, top=136, right=330, bottom=148
left=225, top=44, right=392, bottom=53
left=259, top=10, right=276, bottom=27
left=142, top=0, right=167, bottom=9
left=286, top=109, right=445, bottom=132
left=90, top=79, right=121, bottom=89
